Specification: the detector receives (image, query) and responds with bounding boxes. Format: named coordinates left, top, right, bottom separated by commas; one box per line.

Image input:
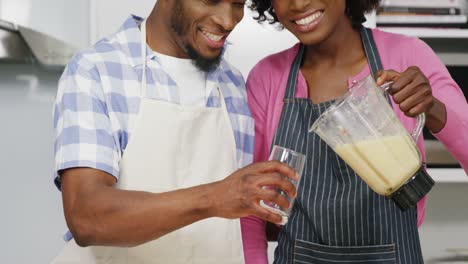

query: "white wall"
left=89, top=0, right=156, bottom=44
left=224, top=7, right=298, bottom=78
left=0, top=0, right=90, bottom=49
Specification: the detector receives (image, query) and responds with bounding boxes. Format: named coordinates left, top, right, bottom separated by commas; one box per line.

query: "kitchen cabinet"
left=0, top=0, right=90, bottom=49
left=428, top=168, right=468, bottom=183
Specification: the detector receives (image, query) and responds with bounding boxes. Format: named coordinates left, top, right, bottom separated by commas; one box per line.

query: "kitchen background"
left=0, top=0, right=467, bottom=263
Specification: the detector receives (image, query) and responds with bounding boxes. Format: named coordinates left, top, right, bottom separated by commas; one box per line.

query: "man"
left=51, top=0, right=298, bottom=263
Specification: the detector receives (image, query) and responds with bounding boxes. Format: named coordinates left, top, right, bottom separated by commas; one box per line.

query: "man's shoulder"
left=217, top=59, right=246, bottom=87
left=74, top=34, right=132, bottom=64
left=65, top=15, right=142, bottom=74
left=70, top=39, right=117, bottom=64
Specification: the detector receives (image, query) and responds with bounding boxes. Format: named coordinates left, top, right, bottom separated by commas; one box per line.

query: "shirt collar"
left=113, top=15, right=153, bottom=68
left=114, top=15, right=225, bottom=80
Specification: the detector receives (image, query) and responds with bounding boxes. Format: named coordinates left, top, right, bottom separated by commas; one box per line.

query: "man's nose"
left=213, top=6, right=242, bottom=32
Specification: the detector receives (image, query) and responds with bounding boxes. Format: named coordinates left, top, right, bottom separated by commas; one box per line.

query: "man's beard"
left=170, top=0, right=223, bottom=72
left=185, top=45, right=223, bottom=73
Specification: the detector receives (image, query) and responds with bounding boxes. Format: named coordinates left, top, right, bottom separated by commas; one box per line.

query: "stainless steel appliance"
left=0, top=19, right=78, bottom=70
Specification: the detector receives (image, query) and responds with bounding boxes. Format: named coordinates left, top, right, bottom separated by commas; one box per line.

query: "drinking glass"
left=260, top=145, right=306, bottom=225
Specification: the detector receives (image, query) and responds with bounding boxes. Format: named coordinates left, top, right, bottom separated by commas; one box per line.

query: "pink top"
left=241, top=28, right=468, bottom=263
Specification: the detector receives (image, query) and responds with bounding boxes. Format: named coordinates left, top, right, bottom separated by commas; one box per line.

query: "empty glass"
left=260, top=145, right=306, bottom=225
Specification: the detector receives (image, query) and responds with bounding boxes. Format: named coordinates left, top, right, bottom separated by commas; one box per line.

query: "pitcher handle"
left=412, top=113, right=426, bottom=141
left=380, top=81, right=426, bottom=141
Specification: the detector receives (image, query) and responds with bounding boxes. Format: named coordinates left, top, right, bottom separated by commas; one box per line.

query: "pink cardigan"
left=241, top=28, right=468, bottom=263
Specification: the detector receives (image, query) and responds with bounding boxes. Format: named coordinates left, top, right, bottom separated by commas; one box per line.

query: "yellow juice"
left=335, top=135, right=421, bottom=195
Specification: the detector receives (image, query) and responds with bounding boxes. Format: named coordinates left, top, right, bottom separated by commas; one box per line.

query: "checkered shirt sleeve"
left=53, top=55, right=120, bottom=188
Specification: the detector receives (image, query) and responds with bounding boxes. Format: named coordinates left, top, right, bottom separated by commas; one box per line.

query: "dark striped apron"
left=272, top=28, right=424, bottom=264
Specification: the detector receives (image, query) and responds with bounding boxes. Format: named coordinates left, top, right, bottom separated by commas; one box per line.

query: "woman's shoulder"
left=370, top=28, right=430, bottom=55
left=248, top=43, right=301, bottom=80
left=370, top=27, right=439, bottom=70
left=371, top=27, right=420, bottom=43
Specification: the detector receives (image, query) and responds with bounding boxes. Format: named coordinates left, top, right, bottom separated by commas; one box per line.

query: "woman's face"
left=272, top=0, right=348, bottom=45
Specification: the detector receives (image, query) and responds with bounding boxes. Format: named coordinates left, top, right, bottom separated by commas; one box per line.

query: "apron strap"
left=284, top=44, right=305, bottom=99
left=360, top=27, right=391, bottom=104
left=140, top=19, right=148, bottom=98
left=272, top=45, right=304, bottom=154
left=360, top=27, right=383, bottom=80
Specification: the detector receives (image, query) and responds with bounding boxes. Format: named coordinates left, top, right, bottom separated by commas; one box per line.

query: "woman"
left=241, top=0, right=468, bottom=263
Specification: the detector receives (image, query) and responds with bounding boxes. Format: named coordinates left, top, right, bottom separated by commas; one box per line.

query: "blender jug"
left=309, top=75, right=434, bottom=210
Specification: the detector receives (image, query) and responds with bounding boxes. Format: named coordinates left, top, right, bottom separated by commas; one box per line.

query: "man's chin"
left=193, top=56, right=222, bottom=73
left=186, top=46, right=223, bottom=73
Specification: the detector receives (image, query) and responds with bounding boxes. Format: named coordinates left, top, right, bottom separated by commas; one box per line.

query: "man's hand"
left=211, top=161, right=299, bottom=225
left=60, top=161, right=299, bottom=246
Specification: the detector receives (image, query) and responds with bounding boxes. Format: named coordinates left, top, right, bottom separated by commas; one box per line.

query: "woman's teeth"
left=295, top=11, right=323, bottom=25
left=202, top=30, right=223, bottom=42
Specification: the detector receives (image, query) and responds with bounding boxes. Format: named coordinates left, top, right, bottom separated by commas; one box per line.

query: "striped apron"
left=272, top=28, right=424, bottom=264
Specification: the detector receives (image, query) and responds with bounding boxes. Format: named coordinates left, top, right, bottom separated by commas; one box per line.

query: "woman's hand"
left=376, top=67, right=447, bottom=133
left=376, top=67, right=434, bottom=117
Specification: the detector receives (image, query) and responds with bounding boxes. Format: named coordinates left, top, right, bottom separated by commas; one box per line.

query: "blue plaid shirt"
left=53, top=15, right=254, bottom=189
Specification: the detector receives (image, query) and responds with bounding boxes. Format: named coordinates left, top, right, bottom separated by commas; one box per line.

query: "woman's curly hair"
left=249, top=0, right=380, bottom=29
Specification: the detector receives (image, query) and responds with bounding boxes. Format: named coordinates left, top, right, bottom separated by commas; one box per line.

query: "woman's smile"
left=292, top=10, right=324, bottom=33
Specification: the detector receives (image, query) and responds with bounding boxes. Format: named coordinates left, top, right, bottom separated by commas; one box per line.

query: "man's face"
left=170, top=0, right=245, bottom=72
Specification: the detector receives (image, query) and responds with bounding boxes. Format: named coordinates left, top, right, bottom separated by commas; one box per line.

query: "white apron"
left=51, top=20, right=245, bottom=264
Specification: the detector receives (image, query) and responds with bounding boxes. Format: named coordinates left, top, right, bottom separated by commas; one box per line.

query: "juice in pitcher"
left=335, top=135, right=421, bottom=196
left=310, top=75, right=435, bottom=210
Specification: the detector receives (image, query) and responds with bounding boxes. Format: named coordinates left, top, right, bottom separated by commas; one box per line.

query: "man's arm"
left=62, top=161, right=298, bottom=247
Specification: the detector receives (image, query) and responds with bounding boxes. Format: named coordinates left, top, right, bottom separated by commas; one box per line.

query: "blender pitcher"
left=309, top=75, right=434, bottom=210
